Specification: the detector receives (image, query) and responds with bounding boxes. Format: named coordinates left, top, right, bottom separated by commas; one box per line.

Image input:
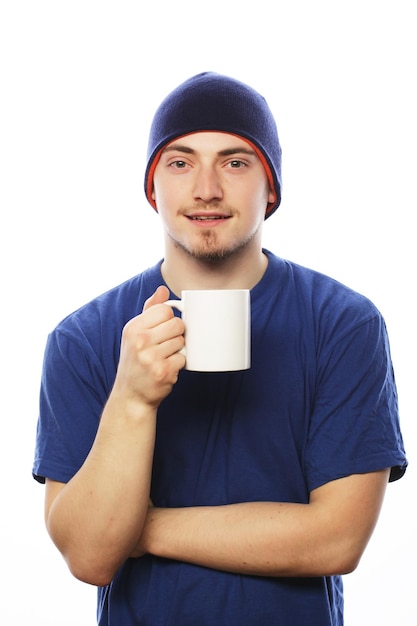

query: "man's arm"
left=135, top=469, right=389, bottom=577
left=44, top=286, right=185, bottom=587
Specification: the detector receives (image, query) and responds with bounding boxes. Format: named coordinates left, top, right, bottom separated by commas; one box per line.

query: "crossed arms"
left=44, top=286, right=390, bottom=586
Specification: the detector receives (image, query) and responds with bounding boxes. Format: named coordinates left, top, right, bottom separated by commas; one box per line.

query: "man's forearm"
left=137, top=471, right=389, bottom=578
left=46, top=394, right=157, bottom=585
left=138, top=501, right=338, bottom=577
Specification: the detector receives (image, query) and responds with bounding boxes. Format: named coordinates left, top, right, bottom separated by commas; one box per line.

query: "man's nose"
left=193, top=166, right=223, bottom=203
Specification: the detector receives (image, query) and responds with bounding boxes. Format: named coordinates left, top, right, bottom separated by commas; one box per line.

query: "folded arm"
left=135, top=469, right=390, bottom=577
left=44, top=287, right=185, bottom=587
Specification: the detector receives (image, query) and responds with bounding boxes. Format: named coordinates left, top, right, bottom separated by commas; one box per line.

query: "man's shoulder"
left=54, top=260, right=164, bottom=337
left=262, top=250, right=381, bottom=328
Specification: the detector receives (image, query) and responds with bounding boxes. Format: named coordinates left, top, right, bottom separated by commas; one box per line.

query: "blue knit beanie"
left=144, top=72, right=282, bottom=218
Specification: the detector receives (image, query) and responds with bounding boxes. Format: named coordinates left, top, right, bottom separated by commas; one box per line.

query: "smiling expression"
left=152, top=132, right=275, bottom=263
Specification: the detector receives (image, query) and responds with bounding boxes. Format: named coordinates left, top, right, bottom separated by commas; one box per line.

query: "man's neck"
left=161, top=246, right=268, bottom=297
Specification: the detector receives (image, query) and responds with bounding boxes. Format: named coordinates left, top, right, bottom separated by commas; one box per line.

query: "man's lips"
left=185, top=212, right=232, bottom=222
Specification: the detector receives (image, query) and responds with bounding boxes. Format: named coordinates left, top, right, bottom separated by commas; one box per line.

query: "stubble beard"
left=169, top=224, right=260, bottom=265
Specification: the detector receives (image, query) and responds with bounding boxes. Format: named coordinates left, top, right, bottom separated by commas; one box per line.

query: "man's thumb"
left=142, top=285, right=170, bottom=311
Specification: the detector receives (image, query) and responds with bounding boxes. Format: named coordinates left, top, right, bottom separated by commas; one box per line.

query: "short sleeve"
left=32, top=325, right=115, bottom=483
left=305, top=313, right=407, bottom=491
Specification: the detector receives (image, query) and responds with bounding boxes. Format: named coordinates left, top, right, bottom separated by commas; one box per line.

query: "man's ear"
left=151, top=187, right=159, bottom=213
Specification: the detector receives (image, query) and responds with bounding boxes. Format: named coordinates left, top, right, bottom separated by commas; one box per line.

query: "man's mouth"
left=187, top=215, right=231, bottom=221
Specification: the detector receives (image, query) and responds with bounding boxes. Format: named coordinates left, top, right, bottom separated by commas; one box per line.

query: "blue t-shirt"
left=33, top=251, right=407, bottom=625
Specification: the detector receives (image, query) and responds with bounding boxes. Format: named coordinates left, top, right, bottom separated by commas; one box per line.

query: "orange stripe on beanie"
left=144, top=72, right=282, bottom=219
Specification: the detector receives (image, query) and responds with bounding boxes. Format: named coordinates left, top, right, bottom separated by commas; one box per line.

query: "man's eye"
left=229, top=160, right=245, bottom=168
left=170, top=160, right=187, bottom=169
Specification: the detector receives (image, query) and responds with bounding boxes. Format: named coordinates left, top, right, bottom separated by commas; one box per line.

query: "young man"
left=33, top=72, right=407, bottom=625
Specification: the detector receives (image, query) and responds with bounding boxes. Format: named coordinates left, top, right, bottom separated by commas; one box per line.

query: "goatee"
left=171, top=229, right=253, bottom=265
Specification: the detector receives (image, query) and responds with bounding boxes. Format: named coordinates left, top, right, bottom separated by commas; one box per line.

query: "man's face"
left=152, top=132, right=275, bottom=263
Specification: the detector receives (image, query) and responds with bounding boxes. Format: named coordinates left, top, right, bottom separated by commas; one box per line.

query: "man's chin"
left=182, top=246, right=233, bottom=264
left=171, top=229, right=255, bottom=264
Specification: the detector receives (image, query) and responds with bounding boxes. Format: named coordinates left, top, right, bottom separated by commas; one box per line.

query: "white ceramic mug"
left=166, top=289, right=251, bottom=372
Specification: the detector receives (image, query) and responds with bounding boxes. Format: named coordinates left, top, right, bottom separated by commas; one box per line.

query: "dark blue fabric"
left=33, top=251, right=407, bottom=625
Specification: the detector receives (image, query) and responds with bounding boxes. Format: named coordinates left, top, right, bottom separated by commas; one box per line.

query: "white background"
left=1, top=1, right=415, bottom=624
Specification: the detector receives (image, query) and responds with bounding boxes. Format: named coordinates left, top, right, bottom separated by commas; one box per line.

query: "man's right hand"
left=112, top=285, right=185, bottom=409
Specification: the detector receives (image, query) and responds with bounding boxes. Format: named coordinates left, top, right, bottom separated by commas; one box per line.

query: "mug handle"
left=165, top=300, right=186, bottom=357
left=165, top=299, right=184, bottom=313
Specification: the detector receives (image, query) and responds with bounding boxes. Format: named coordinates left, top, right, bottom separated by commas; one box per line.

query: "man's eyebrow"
left=162, top=144, right=257, bottom=157
left=162, top=144, right=195, bottom=154
left=218, top=147, right=257, bottom=157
